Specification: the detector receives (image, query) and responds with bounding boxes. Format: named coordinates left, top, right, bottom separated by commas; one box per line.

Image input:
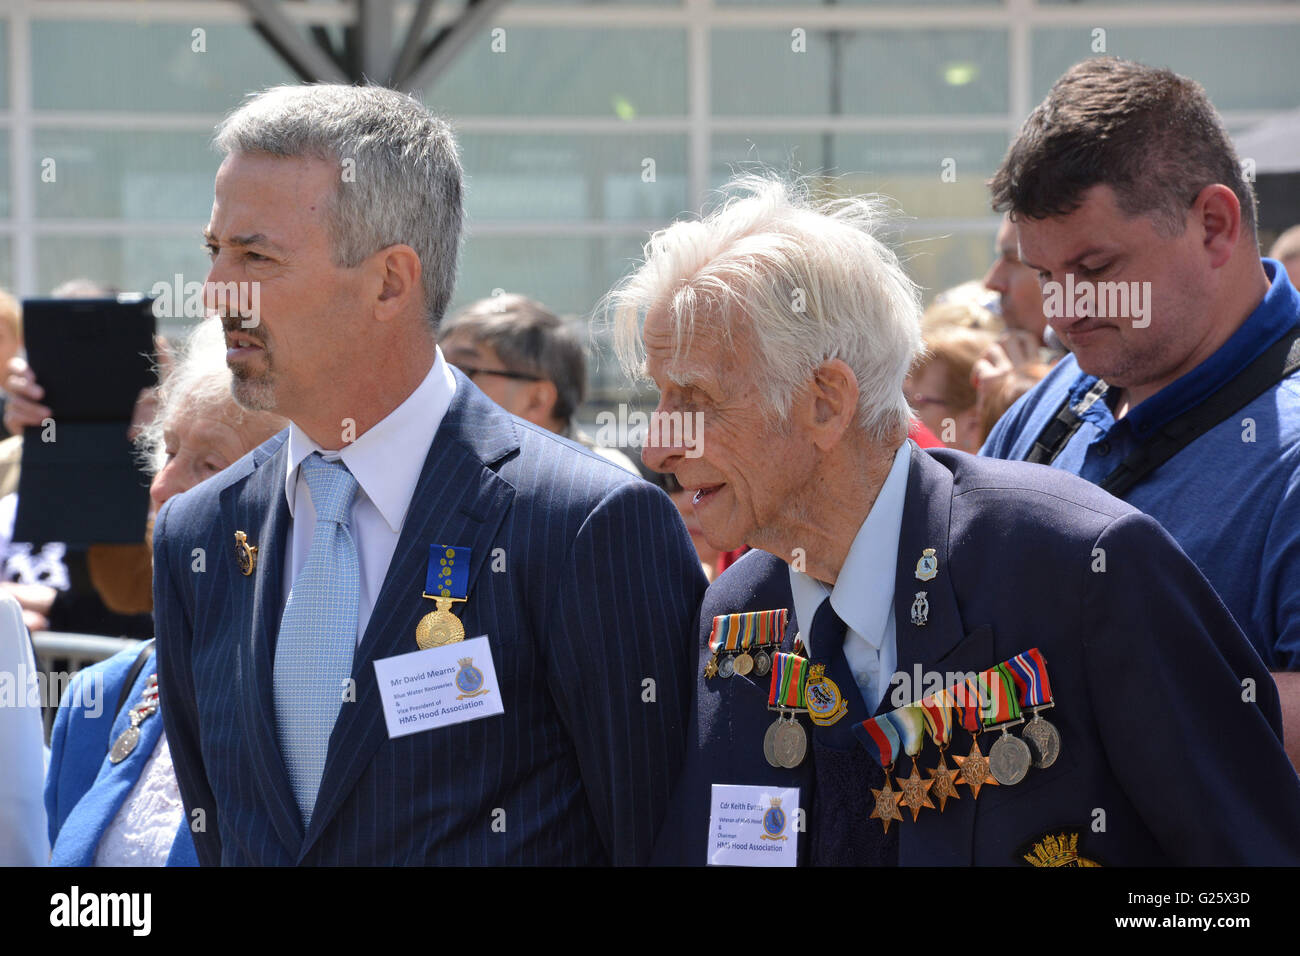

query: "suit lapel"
left=885, top=444, right=967, bottom=713
left=300, top=376, right=519, bottom=859
left=223, top=434, right=304, bottom=853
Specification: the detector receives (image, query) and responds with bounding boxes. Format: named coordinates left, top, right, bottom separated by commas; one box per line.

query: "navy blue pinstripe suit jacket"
left=153, top=371, right=707, bottom=865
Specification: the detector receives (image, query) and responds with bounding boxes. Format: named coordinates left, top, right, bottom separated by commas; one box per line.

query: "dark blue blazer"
left=45, top=642, right=198, bottom=867
left=653, top=444, right=1300, bottom=866
left=153, top=371, right=707, bottom=865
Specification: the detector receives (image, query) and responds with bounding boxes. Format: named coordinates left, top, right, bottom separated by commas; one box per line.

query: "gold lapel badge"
left=234, top=531, right=258, bottom=576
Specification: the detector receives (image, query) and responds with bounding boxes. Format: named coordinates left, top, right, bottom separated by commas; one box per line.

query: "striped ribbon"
left=855, top=714, right=901, bottom=768
left=768, top=652, right=809, bottom=709
left=709, top=608, right=788, bottom=655
left=980, top=664, right=1022, bottom=726
left=1006, top=647, right=1053, bottom=708
left=919, top=686, right=956, bottom=748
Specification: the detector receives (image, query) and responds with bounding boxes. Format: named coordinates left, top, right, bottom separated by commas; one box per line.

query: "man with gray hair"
left=440, top=294, right=638, bottom=473
left=153, top=84, right=706, bottom=865
left=629, top=175, right=1300, bottom=866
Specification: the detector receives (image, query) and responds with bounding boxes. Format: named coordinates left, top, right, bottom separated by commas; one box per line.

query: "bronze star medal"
left=926, top=750, right=962, bottom=811
left=896, top=757, right=935, bottom=822
left=870, top=768, right=905, bottom=833
left=953, top=737, right=999, bottom=799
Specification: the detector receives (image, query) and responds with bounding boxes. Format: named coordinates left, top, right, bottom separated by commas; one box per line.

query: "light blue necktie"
left=273, top=452, right=360, bottom=825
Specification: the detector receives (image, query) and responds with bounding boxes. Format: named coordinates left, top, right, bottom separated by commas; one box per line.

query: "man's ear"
left=521, top=379, right=559, bottom=427
left=806, top=358, right=859, bottom=452
left=371, top=244, right=423, bottom=322
left=1191, top=184, right=1243, bottom=270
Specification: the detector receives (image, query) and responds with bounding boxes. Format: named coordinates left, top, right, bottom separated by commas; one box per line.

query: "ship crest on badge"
left=761, top=796, right=788, bottom=841
left=915, top=548, right=938, bottom=582
left=911, top=591, right=930, bottom=627
left=454, top=658, right=488, bottom=699
left=806, top=664, right=848, bottom=726
left=1023, top=831, right=1100, bottom=867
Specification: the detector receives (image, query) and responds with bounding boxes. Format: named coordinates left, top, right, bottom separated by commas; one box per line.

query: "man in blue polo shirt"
left=981, top=57, right=1300, bottom=765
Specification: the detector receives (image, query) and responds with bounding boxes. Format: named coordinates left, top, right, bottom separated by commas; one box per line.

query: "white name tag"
left=707, top=784, right=800, bottom=867
left=373, top=635, right=505, bottom=739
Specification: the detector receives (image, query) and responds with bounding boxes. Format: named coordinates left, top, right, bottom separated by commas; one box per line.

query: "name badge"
left=373, top=635, right=505, bottom=739
left=707, top=784, right=800, bottom=867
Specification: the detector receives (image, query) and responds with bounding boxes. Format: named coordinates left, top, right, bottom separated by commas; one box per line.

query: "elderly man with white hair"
left=622, top=176, right=1300, bottom=867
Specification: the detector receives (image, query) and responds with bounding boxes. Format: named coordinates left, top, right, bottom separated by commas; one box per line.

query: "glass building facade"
left=1, top=0, right=1297, bottom=404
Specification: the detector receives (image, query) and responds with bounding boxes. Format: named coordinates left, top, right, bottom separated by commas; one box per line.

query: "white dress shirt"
left=284, top=348, right=457, bottom=645
left=0, top=591, right=48, bottom=865
left=788, top=442, right=911, bottom=714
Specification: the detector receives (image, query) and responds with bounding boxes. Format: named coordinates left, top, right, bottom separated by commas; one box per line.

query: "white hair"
left=609, top=175, right=923, bottom=443
left=214, top=83, right=464, bottom=327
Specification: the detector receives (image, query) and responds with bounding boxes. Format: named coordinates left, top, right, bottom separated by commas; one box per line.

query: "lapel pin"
left=915, top=547, right=938, bottom=582
left=234, top=531, right=258, bottom=576
left=911, top=591, right=929, bottom=627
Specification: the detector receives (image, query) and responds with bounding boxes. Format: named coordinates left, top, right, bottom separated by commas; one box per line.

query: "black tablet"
left=13, top=296, right=157, bottom=547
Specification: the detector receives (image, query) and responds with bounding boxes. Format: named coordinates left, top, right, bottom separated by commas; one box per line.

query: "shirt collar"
left=1125, top=258, right=1300, bottom=435
left=788, top=442, right=911, bottom=656
left=285, top=346, right=457, bottom=533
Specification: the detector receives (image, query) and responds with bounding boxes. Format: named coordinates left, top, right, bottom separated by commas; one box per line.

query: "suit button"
left=1095, top=441, right=1111, bottom=456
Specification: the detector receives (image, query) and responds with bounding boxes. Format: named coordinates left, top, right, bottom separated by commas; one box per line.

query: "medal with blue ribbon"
left=415, top=545, right=471, bottom=649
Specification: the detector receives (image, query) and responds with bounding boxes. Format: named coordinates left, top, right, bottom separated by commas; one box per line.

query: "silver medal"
left=109, top=725, right=141, bottom=764
left=763, top=717, right=782, bottom=768
left=754, top=649, right=772, bottom=677
left=1022, top=714, right=1061, bottom=768
left=718, top=655, right=736, bottom=679
left=988, top=729, right=1032, bottom=785
left=774, top=716, right=808, bottom=769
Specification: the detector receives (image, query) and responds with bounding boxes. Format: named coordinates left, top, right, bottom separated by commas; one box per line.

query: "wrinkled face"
left=149, top=397, right=262, bottom=515
left=440, top=333, right=538, bottom=420
left=204, top=152, right=371, bottom=422
left=640, top=309, right=814, bottom=552
left=1015, top=185, right=1210, bottom=389
left=984, top=217, right=1048, bottom=339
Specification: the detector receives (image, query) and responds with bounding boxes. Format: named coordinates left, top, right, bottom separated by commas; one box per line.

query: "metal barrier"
left=32, top=632, right=147, bottom=740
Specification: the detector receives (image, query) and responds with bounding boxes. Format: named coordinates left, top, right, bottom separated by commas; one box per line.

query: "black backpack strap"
left=112, top=639, right=156, bottom=730
left=1101, top=325, right=1300, bottom=499
left=1025, top=378, right=1111, bottom=465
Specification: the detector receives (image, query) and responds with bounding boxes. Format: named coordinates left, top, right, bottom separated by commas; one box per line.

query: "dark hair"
left=440, top=294, right=586, bottom=424
left=989, top=57, right=1256, bottom=238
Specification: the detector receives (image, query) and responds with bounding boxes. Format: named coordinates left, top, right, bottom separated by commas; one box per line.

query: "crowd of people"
left=3, top=54, right=1300, bottom=867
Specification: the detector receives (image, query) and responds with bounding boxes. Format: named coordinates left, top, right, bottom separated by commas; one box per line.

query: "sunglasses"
left=455, top=364, right=543, bottom=384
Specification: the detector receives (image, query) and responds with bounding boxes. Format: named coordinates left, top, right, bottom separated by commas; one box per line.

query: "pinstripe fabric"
left=273, top=454, right=360, bottom=824
left=153, top=369, right=708, bottom=865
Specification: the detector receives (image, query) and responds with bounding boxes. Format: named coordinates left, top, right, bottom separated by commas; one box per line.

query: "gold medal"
left=896, top=756, right=936, bottom=821
left=870, top=767, right=904, bottom=833
left=415, top=595, right=466, bottom=649
left=734, top=651, right=754, bottom=677
left=925, top=749, right=962, bottom=812
left=234, top=530, right=257, bottom=576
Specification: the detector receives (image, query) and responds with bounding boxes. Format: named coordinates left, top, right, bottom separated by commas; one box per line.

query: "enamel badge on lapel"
left=915, top=548, right=939, bottom=582
left=234, top=531, right=257, bottom=576
left=911, top=591, right=929, bottom=627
